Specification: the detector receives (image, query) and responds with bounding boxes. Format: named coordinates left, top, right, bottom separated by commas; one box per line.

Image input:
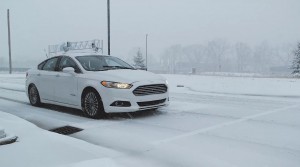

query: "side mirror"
left=62, top=67, right=75, bottom=73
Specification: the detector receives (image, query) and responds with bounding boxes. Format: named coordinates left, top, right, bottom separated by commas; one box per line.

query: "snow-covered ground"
left=0, top=73, right=300, bottom=167
left=0, top=111, right=122, bottom=167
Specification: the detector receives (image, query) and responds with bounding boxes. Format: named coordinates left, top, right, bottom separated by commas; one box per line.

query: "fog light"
left=110, top=101, right=131, bottom=107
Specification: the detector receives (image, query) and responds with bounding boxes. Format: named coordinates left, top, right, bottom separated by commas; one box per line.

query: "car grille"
left=137, top=99, right=166, bottom=107
left=133, top=84, right=168, bottom=96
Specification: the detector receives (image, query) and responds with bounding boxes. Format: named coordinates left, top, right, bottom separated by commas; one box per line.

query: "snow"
left=0, top=73, right=25, bottom=92
left=163, top=74, right=300, bottom=97
left=0, top=111, right=122, bottom=167
left=58, top=158, right=121, bottom=167
left=0, top=134, right=17, bottom=145
left=0, top=73, right=300, bottom=167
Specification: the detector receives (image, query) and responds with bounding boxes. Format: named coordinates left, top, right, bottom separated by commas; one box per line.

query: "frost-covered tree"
left=292, top=42, right=300, bottom=76
left=133, top=48, right=146, bottom=69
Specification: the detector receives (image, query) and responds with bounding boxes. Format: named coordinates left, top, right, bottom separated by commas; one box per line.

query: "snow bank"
left=198, top=72, right=267, bottom=77
left=0, top=111, right=122, bottom=167
left=0, top=73, right=25, bottom=78
left=163, top=74, right=300, bottom=97
left=197, top=72, right=292, bottom=78
left=0, top=74, right=25, bottom=91
left=0, top=82, right=25, bottom=92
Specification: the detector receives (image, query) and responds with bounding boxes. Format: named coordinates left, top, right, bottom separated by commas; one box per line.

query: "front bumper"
left=98, top=80, right=169, bottom=113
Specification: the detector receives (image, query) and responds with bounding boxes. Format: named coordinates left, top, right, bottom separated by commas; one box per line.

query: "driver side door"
left=54, top=56, right=80, bottom=106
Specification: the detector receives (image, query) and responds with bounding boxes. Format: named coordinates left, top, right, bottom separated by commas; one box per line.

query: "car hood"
left=82, top=69, right=166, bottom=83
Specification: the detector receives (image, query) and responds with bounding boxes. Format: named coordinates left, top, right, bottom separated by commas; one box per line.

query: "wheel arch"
left=27, top=83, right=42, bottom=106
left=81, top=86, right=102, bottom=107
left=28, top=83, right=36, bottom=92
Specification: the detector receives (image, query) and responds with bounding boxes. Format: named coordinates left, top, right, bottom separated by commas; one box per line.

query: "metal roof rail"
left=48, top=39, right=103, bottom=57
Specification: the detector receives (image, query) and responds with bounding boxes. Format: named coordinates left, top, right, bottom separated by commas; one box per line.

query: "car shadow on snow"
left=39, top=103, right=165, bottom=120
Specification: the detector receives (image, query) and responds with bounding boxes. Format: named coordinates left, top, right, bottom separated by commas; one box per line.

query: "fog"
left=0, top=0, right=300, bottom=73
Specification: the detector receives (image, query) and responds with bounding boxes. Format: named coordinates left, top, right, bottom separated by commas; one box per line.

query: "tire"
left=28, top=84, right=41, bottom=106
left=82, top=90, right=105, bottom=119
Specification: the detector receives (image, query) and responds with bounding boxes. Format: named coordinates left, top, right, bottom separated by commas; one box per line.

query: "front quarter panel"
left=77, top=76, right=103, bottom=106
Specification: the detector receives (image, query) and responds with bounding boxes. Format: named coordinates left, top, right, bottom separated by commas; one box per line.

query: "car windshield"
left=76, top=55, right=134, bottom=71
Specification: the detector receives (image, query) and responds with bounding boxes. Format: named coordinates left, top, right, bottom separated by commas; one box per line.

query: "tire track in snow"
left=0, top=96, right=28, bottom=105
left=153, top=104, right=300, bottom=145
left=0, top=87, right=25, bottom=92
left=203, top=133, right=300, bottom=152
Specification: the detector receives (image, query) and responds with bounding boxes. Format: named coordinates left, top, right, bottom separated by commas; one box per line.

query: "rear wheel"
left=28, top=85, right=41, bottom=106
left=82, top=90, right=105, bottom=119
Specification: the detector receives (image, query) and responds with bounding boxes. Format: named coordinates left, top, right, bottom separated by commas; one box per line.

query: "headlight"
left=101, top=81, right=132, bottom=89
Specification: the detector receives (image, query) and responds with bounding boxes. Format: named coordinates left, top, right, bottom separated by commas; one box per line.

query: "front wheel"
left=28, top=85, right=41, bottom=106
left=82, top=90, right=105, bottom=119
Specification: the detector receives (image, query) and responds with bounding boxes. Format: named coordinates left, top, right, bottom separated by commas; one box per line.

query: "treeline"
left=154, top=39, right=294, bottom=74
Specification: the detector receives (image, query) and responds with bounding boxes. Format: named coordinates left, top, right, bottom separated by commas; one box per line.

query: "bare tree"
left=183, top=45, right=207, bottom=64
left=277, top=43, right=295, bottom=67
left=207, top=39, right=229, bottom=72
left=157, top=40, right=295, bottom=74
left=161, top=45, right=183, bottom=73
left=146, top=54, right=159, bottom=71
left=235, top=42, right=252, bottom=72
left=253, top=42, right=272, bottom=73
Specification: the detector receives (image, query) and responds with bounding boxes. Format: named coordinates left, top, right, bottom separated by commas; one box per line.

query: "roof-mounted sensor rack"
left=48, top=39, right=103, bottom=57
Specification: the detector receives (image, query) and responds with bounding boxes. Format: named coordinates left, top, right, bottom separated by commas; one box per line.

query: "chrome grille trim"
left=133, top=84, right=168, bottom=96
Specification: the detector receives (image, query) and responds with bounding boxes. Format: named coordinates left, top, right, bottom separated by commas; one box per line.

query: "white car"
left=26, top=53, right=169, bottom=118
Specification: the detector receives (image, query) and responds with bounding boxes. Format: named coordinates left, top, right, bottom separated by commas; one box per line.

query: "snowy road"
left=0, top=74, right=300, bottom=167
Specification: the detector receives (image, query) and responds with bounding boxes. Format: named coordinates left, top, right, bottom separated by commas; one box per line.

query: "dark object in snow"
left=177, top=85, right=184, bottom=87
left=0, top=136, right=18, bottom=146
left=50, top=126, right=83, bottom=135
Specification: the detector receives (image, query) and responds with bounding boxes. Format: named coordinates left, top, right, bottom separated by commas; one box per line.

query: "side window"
left=58, top=57, right=80, bottom=73
left=38, top=61, right=46, bottom=70
left=42, top=57, right=59, bottom=71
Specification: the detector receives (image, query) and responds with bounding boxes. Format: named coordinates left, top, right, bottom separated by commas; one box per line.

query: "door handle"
left=56, top=74, right=60, bottom=77
left=37, top=73, right=41, bottom=76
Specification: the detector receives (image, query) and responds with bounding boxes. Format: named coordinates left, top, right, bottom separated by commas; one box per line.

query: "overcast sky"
left=1, top=0, right=300, bottom=67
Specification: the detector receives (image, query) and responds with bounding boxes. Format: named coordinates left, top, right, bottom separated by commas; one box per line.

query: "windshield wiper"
left=103, top=66, right=135, bottom=70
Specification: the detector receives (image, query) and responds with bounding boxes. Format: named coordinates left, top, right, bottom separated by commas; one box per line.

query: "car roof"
left=54, top=52, right=110, bottom=58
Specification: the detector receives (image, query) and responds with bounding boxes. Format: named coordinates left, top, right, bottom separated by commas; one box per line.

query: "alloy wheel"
left=29, top=86, right=39, bottom=105
left=84, top=92, right=99, bottom=117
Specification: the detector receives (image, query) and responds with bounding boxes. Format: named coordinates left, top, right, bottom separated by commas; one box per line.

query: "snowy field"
left=0, top=73, right=300, bottom=167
